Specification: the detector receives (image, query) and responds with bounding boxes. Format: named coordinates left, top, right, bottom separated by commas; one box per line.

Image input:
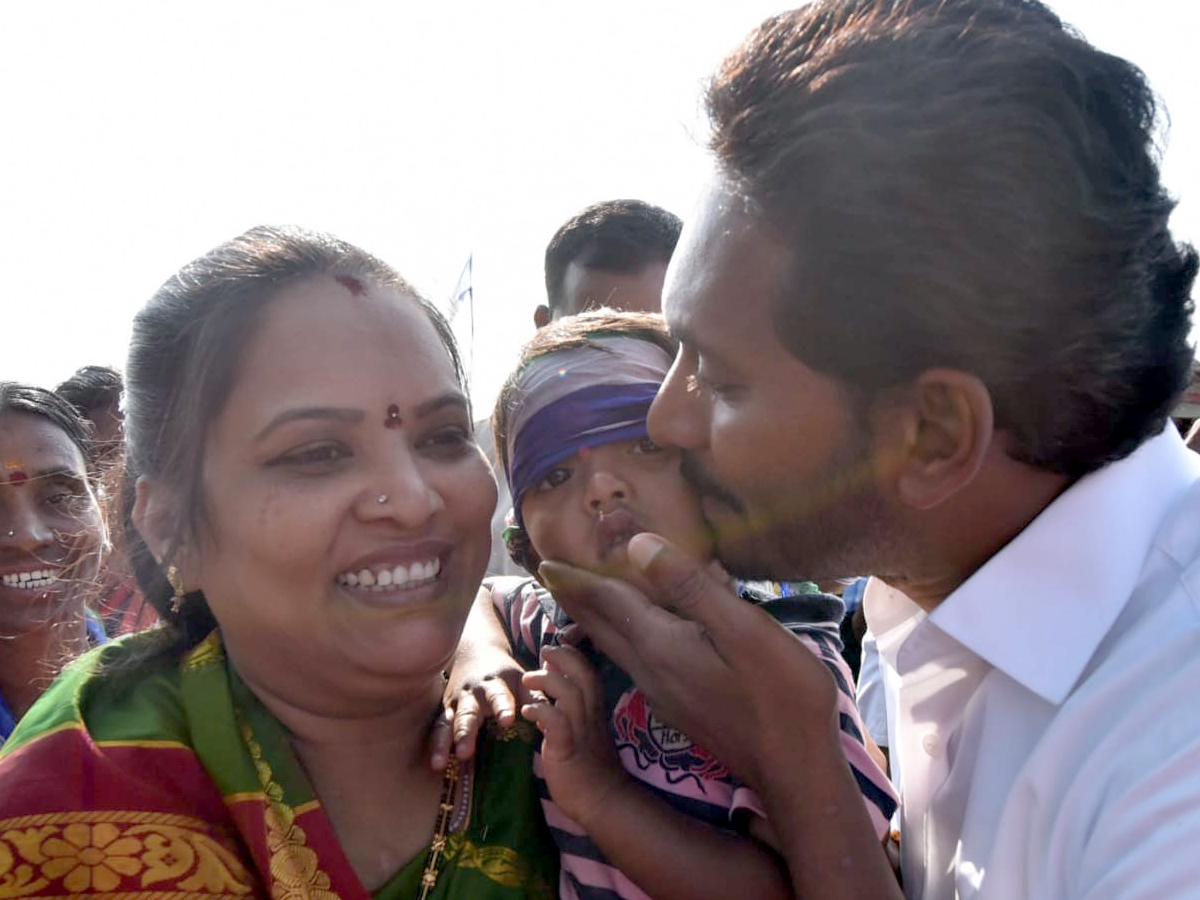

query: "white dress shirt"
left=866, top=427, right=1200, bottom=900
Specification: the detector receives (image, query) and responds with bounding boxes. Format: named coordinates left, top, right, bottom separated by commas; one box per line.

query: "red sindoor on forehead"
left=4, top=461, right=27, bottom=486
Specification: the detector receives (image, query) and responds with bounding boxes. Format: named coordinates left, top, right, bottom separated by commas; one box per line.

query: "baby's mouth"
left=596, top=508, right=644, bottom=561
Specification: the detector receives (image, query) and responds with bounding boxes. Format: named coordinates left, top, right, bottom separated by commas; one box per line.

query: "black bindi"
left=385, top=404, right=403, bottom=428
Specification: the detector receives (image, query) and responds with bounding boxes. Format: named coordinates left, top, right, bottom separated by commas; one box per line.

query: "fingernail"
left=627, top=533, right=666, bottom=572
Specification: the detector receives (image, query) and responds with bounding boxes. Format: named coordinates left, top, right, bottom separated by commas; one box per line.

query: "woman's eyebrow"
left=254, top=407, right=366, bottom=442
left=412, top=392, right=470, bottom=419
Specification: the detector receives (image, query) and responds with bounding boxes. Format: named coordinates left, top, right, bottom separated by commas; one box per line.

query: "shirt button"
left=922, top=733, right=942, bottom=757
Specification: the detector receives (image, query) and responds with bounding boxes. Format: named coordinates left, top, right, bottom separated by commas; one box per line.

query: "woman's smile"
left=0, top=566, right=64, bottom=592
left=333, top=542, right=450, bottom=608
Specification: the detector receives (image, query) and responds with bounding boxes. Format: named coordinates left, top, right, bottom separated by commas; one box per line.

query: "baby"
left=455, top=310, right=895, bottom=900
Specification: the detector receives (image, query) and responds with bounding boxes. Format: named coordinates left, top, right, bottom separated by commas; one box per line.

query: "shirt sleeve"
left=488, top=576, right=553, bottom=672
left=1073, top=732, right=1200, bottom=900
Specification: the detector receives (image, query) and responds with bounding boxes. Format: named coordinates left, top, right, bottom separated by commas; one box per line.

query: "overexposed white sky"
left=2, top=1, right=1196, bottom=413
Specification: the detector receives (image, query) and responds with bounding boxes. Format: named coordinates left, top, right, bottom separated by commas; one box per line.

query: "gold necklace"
left=239, top=699, right=465, bottom=900
left=418, top=758, right=461, bottom=900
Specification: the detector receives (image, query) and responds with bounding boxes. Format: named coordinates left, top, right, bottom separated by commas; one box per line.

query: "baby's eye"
left=631, top=437, right=663, bottom=455
left=535, top=467, right=571, bottom=492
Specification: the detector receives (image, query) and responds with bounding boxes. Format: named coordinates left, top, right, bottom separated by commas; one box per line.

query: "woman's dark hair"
left=707, top=0, right=1196, bottom=478
left=491, top=309, right=677, bottom=573
left=0, top=382, right=95, bottom=468
left=121, top=225, right=463, bottom=652
left=55, top=365, right=123, bottom=419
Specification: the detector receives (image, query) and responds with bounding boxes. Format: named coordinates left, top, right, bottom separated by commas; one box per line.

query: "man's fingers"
left=627, top=532, right=753, bottom=649
left=538, top=560, right=647, bottom=633
left=538, top=560, right=660, bottom=677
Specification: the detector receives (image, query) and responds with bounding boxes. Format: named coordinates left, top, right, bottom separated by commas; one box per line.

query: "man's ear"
left=533, top=305, right=552, bottom=329
left=889, top=369, right=994, bottom=511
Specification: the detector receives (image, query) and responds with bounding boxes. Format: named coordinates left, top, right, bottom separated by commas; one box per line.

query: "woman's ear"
left=891, top=369, right=994, bottom=511
left=132, top=476, right=183, bottom=566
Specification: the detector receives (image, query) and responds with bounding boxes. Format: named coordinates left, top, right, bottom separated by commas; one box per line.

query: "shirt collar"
left=929, top=426, right=1200, bottom=705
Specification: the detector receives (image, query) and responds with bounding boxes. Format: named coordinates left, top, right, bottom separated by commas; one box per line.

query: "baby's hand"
left=432, top=647, right=528, bottom=771
left=521, top=644, right=631, bottom=830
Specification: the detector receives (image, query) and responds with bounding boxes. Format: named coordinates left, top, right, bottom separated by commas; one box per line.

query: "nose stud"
left=377, top=494, right=389, bottom=505
left=5, top=530, right=13, bottom=537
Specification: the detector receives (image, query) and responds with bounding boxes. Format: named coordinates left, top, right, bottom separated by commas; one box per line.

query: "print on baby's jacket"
left=611, top=688, right=729, bottom=785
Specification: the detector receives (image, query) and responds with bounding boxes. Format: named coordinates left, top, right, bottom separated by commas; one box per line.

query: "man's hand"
left=539, top=532, right=841, bottom=789
left=541, top=534, right=904, bottom=900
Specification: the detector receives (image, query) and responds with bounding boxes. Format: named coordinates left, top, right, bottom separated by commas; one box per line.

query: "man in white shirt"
left=535, top=2, right=1200, bottom=898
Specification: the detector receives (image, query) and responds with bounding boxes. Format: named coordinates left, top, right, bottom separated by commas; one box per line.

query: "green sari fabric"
left=0, top=630, right=557, bottom=900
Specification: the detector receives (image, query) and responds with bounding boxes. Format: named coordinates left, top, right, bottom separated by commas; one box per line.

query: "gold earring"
left=166, top=564, right=186, bottom=613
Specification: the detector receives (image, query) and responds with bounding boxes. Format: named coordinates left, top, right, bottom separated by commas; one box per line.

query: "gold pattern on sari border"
left=221, top=798, right=318, bottom=819
left=236, top=720, right=338, bottom=900
left=94, top=741, right=193, bottom=752
left=0, top=811, right=254, bottom=898
left=183, top=633, right=224, bottom=671
left=495, top=721, right=535, bottom=743
left=444, top=834, right=553, bottom=900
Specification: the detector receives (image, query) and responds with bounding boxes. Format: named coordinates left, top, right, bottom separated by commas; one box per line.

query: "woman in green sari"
left=0, top=226, right=557, bottom=900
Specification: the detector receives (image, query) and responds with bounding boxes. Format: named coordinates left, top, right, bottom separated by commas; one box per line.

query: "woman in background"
left=0, top=382, right=106, bottom=744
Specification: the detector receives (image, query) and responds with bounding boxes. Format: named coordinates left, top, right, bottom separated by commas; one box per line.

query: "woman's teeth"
left=336, top=558, right=441, bottom=591
left=1, top=569, right=60, bottom=589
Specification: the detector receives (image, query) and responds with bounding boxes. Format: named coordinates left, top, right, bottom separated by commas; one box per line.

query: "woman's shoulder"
left=2, top=629, right=192, bottom=758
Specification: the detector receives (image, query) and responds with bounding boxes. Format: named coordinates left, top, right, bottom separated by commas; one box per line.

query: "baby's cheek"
left=671, top=492, right=717, bottom=560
